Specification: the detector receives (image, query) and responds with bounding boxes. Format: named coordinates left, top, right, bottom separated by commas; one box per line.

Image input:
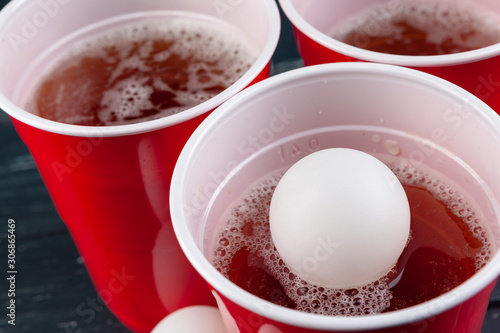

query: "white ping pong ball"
left=269, top=148, right=411, bottom=289
left=151, top=306, right=226, bottom=333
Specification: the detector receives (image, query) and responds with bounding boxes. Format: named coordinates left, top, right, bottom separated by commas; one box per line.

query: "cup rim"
left=0, top=0, right=281, bottom=138
left=278, top=0, right=500, bottom=67
left=170, top=62, right=500, bottom=331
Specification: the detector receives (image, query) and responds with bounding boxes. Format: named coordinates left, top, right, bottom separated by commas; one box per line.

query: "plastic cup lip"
left=278, top=0, right=500, bottom=68
left=0, top=0, right=281, bottom=138
left=170, top=62, right=500, bottom=331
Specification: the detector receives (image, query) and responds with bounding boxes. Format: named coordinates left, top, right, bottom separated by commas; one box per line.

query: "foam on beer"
left=331, top=0, right=500, bottom=53
left=27, top=16, right=257, bottom=125
left=269, top=149, right=411, bottom=289
left=96, top=17, right=256, bottom=124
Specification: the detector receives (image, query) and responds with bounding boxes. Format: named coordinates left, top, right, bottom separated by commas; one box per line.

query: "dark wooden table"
left=0, top=1, right=499, bottom=332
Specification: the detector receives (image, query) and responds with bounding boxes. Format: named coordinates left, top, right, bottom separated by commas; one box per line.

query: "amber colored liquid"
left=27, top=17, right=255, bottom=126
left=333, top=1, right=500, bottom=56
left=212, top=173, right=490, bottom=315
left=384, top=185, right=482, bottom=311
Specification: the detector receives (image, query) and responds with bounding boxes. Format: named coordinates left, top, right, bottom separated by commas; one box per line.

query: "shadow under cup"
left=0, top=0, right=280, bottom=332
left=171, top=63, right=500, bottom=333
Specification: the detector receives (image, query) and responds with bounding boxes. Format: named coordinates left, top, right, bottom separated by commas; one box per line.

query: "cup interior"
left=171, top=62, right=500, bottom=330
left=278, top=0, right=500, bottom=66
left=0, top=0, right=280, bottom=136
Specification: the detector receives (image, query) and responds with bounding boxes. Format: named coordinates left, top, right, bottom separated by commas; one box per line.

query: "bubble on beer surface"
left=151, top=306, right=226, bottom=333
left=331, top=0, right=500, bottom=55
left=26, top=16, right=257, bottom=126
left=211, top=155, right=492, bottom=316
left=388, top=161, right=493, bottom=271
left=269, top=149, right=411, bottom=289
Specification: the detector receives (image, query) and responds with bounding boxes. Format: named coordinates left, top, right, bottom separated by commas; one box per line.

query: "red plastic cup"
left=0, top=1, right=280, bottom=332
left=278, top=0, right=500, bottom=113
left=170, top=63, right=500, bottom=333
